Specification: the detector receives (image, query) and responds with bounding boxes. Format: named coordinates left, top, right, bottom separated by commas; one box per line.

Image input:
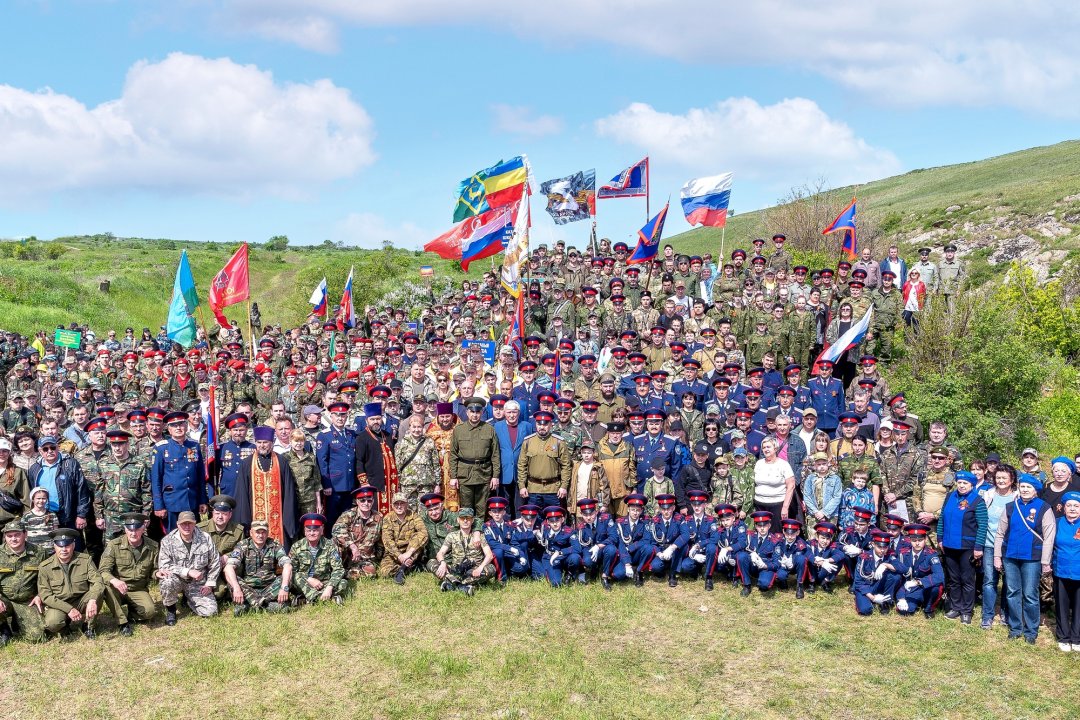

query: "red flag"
left=209, top=243, right=251, bottom=329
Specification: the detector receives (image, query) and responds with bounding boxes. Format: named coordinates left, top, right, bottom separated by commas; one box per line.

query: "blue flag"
left=167, top=251, right=199, bottom=348
left=627, top=202, right=669, bottom=265
left=823, top=197, right=857, bottom=260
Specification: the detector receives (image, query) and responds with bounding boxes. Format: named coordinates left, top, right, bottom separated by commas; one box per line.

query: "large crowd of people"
left=1, top=235, right=1079, bottom=654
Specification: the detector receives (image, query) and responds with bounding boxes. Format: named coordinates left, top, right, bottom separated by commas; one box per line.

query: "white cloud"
left=491, top=104, right=563, bottom=137
left=195, top=0, right=1080, bottom=115
left=332, top=212, right=429, bottom=250
left=595, top=98, right=902, bottom=187
left=0, top=52, right=375, bottom=200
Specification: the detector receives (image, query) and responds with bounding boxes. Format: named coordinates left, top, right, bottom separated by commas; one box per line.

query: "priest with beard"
left=354, top=402, right=400, bottom=516
left=234, top=425, right=299, bottom=549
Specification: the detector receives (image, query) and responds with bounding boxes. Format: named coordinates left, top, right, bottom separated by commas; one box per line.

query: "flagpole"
left=645, top=158, right=651, bottom=223
left=720, top=225, right=727, bottom=268
left=246, top=299, right=255, bottom=364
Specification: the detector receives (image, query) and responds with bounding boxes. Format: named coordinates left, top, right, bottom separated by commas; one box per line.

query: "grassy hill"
left=1, top=140, right=1079, bottom=337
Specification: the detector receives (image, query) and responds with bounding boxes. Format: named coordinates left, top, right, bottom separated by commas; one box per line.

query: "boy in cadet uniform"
left=805, top=521, right=845, bottom=592
left=736, top=511, right=780, bottom=596
left=894, top=523, right=945, bottom=618
left=852, top=529, right=902, bottom=615
left=712, top=503, right=747, bottom=587
left=678, top=490, right=718, bottom=589
left=606, top=493, right=652, bottom=587
left=772, top=518, right=810, bottom=598
left=568, top=497, right=613, bottom=586
left=646, top=493, right=688, bottom=587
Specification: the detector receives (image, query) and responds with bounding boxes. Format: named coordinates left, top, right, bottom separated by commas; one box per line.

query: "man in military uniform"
left=421, top=492, right=460, bottom=571
left=878, top=420, right=926, bottom=524
left=913, top=446, right=955, bottom=545
left=572, top=355, right=601, bottom=402
left=595, top=373, right=626, bottom=425
left=911, top=247, right=939, bottom=295
left=224, top=518, right=293, bottom=615
left=151, top=410, right=208, bottom=532
left=767, top=233, right=792, bottom=274
left=552, top=398, right=587, bottom=461
left=99, top=512, right=158, bottom=636
left=197, top=494, right=244, bottom=600
left=289, top=513, right=346, bottom=604
left=93, top=430, right=152, bottom=540
left=332, top=485, right=383, bottom=578
left=0, top=519, right=47, bottom=644
left=316, top=401, right=358, bottom=527
left=394, top=414, right=441, bottom=512
left=517, top=410, right=572, bottom=511
left=937, top=243, right=964, bottom=312
left=379, top=492, right=428, bottom=583
left=157, top=510, right=220, bottom=623
left=433, top=507, right=495, bottom=595
left=214, top=413, right=254, bottom=498
left=449, top=397, right=500, bottom=518
left=37, top=527, right=104, bottom=638
left=869, top=270, right=902, bottom=361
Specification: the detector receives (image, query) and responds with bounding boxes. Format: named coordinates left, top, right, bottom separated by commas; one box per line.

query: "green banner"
left=54, top=328, right=82, bottom=349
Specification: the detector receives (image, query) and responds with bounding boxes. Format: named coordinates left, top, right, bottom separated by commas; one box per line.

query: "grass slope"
left=2, top=579, right=1073, bottom=720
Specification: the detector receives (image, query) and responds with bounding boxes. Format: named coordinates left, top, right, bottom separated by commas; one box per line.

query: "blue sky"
left=1, top=1, right=1078, bottom=249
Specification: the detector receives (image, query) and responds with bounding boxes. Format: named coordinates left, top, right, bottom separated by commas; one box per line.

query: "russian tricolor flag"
left=460, top=204, right=515, bottom=271
left=815, top=305, right=874, bottom=366
left=309, top=277, right=328, bottom=318
left=681, top=173, right=733, bottom=228
left=338, top=267, right=355, bottom=331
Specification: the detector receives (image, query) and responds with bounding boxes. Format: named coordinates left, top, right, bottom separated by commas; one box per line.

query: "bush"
left=45, top=243, right=67, bottom=260
left=266, top=235, right=289, bottom=251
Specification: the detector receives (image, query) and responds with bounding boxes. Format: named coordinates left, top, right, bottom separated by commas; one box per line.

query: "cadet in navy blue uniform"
left=806, top=521, right=846, bottom=592
left=568, top=497, right=613, bottom=587
left=315, top=402, right=357, bottom=527
left=510, top=504, right=543, bottom=579
left=483, top=496, right=518, bottom=581
left=511, top=361, right=543, bottom=418
left=894, top=523, right=945, bottom=618
left=808, top=359, right=844, bottom=435
left=745, top=388, right=770, bottom=434
left=852, top=529, right=903, bottom=615
left=671, top=359, right=709, bottom=411
left=773, top=518, right=810, bottom=598
left=537, top=506, right=577, bottom=587
left=647, top=494, right=689, bottom=587
left=625, top=375, right=661, bottom=413
left=737, top=511, right=780, bottom=596
left=607, top=493, right=652, bottom=586
left=883, top=514, right=912, bottom=555
left=781, top=364, right=813, bottom=410
left=678, top=490, right=718, bottom=589
left=633, top=412, right=684, bottom=492
left=712, top=503, right=748, bottom=586
left=213, top=412, right=254, bottom=498
left=838, top=507, right=875, bottom=578
left=647, top=371, right=677, bottom=415
left=151, top=411, right=208, bottom=533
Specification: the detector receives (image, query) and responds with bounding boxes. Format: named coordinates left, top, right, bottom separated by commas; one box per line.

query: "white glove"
left=660, top=546, right=673, bottom=561
left=904, top=579, right=920, bottom=591
left=689, top=543, right=701, bottom=557
left=508, top=547, right=520, bottom=557
left=781, top=556, right=794, bottom=570
left=870, top=593, right=885, bottom=604
left=751, top=553, right=766, bottom=569
left=727, top=556, right=737, bottom=566
left=844, top=544, right=862, bottom=557
left=692, top=552, right=706, bottom=563
left=896, top=599, right=909, bottom=613
left=821, top=560, right=838, bottom=574
left=873, top=564, right=886, bottom=580
left=624, top=563, right=634, bottom=577
left=718, top=547, right=730, bottom=564
left=517, top=557, right=527, bottom=567
left=589, top=546, right=601, bottom=562
left=549, top=551, right=561, bottom=565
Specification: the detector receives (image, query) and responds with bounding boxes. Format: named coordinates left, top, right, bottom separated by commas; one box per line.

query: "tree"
left=266, top=235, right=290, bottom=251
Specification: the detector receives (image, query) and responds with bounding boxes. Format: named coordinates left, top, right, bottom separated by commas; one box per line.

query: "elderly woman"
left=994, top=474, right=1057, bottom=644
left=1052, top=492, right=1080, bottom=652
left=981, top=464, right=1017, bottom=629
left=753, top=436, right=796, bottom=528
left=936, top=470, right=988, bottom=624
left=1044, top=456, right=1080, bottom=517
left=11, top=430, right=38, bottom=472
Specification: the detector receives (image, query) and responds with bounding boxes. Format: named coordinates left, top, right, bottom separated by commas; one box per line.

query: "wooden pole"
left=246, top=299, right=255, bottom=364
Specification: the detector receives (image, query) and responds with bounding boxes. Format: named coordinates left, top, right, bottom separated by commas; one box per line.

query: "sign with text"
left=461, top=339, right=496, bottom=365
left=54, top=328, right=82, bottom=349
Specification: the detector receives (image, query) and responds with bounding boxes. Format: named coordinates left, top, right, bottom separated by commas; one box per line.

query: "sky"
left=1, top=1, right=1079, bottom=250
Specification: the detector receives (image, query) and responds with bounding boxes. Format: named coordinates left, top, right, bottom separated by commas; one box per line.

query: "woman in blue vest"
left=1052, top=491, right=1080, bottom=652
left=994, top=474, right=1057, bottom=643
left=936, top=470, right=988, bottom=624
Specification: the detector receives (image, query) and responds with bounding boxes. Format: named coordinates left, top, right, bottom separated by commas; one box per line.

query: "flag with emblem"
left=627, top=202, right=669, bottom=265
left=208, top=243, right=250, bottom=329
left=823, top=197, right=858, bottom=260
left=453, top=156, right=529, bottom=222
left=338, top=267, right=355, bottom=331
left=166, top=251, right=199, bottom=348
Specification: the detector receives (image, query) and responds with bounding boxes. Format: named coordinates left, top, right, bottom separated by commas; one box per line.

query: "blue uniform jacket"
left=571, top=514, right=614, bottom=555
left=315, top=427, right=357, bottom=493
left=613, top=517, right=651, bottom=563
left=151, top=438, right=208, bottom=513
left=809, top=376, right=844, bottom=429
left=214, top=440, right=254, bottom=498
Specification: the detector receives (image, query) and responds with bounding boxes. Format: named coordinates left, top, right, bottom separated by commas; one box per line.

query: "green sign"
left=54, top=328, right=82, bottom=349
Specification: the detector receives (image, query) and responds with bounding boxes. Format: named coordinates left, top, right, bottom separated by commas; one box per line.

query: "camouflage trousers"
left=236, top=578, right=284, bottom=608
left=0, top=601, right=45, bottom=642
left=103, top=587, right=158, bottom=625
left=379, top=554, right=423, bottom=578
left=445, top=563, right=495, bottom=587
left=159, top=574, right=219, bottom=617
left=398, top=481, right=427, bottom=514
left=290, top=576, right=346, bottom=603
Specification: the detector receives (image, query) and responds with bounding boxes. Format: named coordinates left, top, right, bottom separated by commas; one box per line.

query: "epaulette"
left=616, top=517, right=629, bottom=524
left=924, top=547, right=938, bottom=555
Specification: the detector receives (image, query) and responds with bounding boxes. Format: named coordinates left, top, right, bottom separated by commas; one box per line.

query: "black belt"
left=458, top=458, right=484, bottom=465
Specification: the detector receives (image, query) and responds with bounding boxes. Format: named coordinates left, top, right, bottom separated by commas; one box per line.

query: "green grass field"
left=3, top=578, right=1075, bottom=720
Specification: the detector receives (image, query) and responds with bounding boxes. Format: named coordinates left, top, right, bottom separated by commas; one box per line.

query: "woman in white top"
left=753, top=437, right=796, bottom=528
left=981, top=463, right=1017, bottom=629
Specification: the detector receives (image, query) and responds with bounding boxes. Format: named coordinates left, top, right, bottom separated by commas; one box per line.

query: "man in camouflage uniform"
left=433, top=507, right=495, bottom=595
left=198, top=495, right=245, bottom=600
left=289, top=513, right=346, bottom=604
left=93, top=430, right=152, bottom=540
left=913, top=445, right=955, bottom=546
left=0, top=519, right=47, bottom=644
left=99, top=512, right=159, bottom=636
left=224, top=518, right=293, bottom=615
left=911, top=248, right=939, bottom=294
left=937, top=244, right=964, bottom=312
left=552, top=398, right=587, bottom=461
left=38, top=528, right=104, bottom=638
left=421, top=492, right=460, bottom=569
left=157, top=511, right=221, bottom=623
left=379, top=492, right=428, bottom=583
left=767, top=234, right=793, bottom=274
left=870, top=270, right=903, bottom=361
left=331, top=486, right=383, bottom=578
left=878, top=421, right=925, bottom=526
left=394, top=415, right=441, bottom=512
left=449, top=397, right=500, bottom=518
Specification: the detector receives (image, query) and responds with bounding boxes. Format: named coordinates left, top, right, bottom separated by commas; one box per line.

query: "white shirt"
left=754, top=457, right=793, bottom=504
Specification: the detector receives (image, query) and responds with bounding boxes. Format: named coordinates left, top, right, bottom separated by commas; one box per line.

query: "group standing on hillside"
left=2, top=235, right=1080, bottom=654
